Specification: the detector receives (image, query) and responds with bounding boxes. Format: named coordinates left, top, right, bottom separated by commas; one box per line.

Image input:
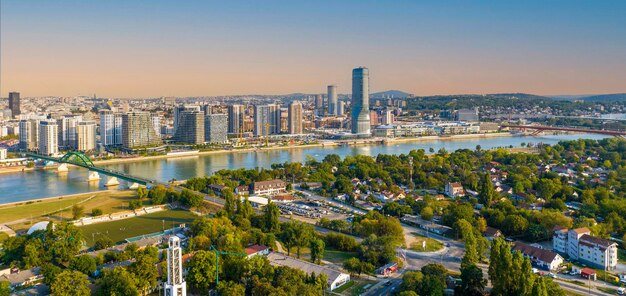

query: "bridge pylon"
left=57, top=163, right=69, bottom=172
left=104, top=176, right=120, bottom=187
left=87, top=171, right=101, bottom=182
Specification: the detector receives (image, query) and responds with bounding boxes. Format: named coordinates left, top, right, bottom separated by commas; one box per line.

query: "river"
left=0, top=134, right=609, bottom=203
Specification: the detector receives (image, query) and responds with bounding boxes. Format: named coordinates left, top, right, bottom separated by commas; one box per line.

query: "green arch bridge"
left=25, top=152, right=155, bottom=186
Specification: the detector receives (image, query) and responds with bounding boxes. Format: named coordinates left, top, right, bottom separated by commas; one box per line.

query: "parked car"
left=617, top=287, right=625, bottom=295
left=548, top=273, right=557, bottom=279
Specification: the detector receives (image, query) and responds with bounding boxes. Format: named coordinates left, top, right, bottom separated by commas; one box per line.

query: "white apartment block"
left=38, top=120, right=58, bottom=156
left=76, top=121, right=96, bottom=151
left=553, top=227, right=618, bottom=270
left=0, top=148, right=7, bottom=160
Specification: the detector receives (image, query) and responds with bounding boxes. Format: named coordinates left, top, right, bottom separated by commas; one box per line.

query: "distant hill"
left=371, top=90, right=412, bottom=98
left=577, top=93, right=626, bottom=102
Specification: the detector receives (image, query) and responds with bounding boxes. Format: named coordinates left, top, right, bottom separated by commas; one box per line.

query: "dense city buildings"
left=204, top=114, right=228, bottom=144
left=174, top=110, right=204, bottom=144
left=8, top=92, right=20, bottom=118
left=121, top=112, right=161, bottom=148
left=38, top=120, right=58, bottom=156
left=327, top=85, right=337, bottom=116
left=288, top=101, right=303, bottom=134
left=76, top=121, right=96, bottom=151
left=228, top=104, right=244, bottom=136
left=351, top=67, right=370, bottom=135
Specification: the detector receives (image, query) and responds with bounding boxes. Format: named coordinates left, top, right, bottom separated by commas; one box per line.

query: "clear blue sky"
left=1, top=0, right=625, bottom=97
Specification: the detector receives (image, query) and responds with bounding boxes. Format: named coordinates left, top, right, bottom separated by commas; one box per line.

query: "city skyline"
left=2, top=1, right=626, bottom=97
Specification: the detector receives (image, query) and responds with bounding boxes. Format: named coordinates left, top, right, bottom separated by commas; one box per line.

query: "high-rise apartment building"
left=58, top=115, right=82, bottom=149
left=268, top=104, right=281, bottom=134
left=174, top=105, right=201, bottom=133
left=19, top=119, right=39, bottom=151
left=254, top=105, right=270, bottom=137
left=228, top=104, right=245, bottom=136
left=205, top=114, right=228, bottom=144
left=38, top=120, right=58, bottom=156
left=174, top=111, right=204, bottom=144
left=8, top=92, right=20, bottom=118
left=315, top=94, right=324, bottom=116
left=351, top=67, right=370, bottom=135
left=337, top=101, right=345, bottom=116
left=288, top=101, right=303, bottom=134
left=152, top=115, right=161, bottom=137
left=100, top=110, right=123, bottom=146
left=122, top=112, right=161, bottom=149
left=328, top=85, right=337, bottom=115
left=76, top=121, right=96, bottom=151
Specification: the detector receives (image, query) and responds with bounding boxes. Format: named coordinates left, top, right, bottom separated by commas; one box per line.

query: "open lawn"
left=324, top=249, right=358, bottom=264
left=410, top=232, right=444, bottom=252
left=335, top=278, right=376, bottom=296
left=0, top=190, right=138, bottom=228
left=79, top=210, right=198, bottom=247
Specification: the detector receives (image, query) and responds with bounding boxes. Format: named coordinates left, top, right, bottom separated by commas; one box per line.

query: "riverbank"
left=92, top=132, right=515, bottom=166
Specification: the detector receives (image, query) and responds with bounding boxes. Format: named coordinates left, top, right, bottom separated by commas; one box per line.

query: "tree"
left=94, top=236, right=114, bottom=250
left=148, top=184, right=167, bottom=205
left=479, top=173, right=497, bottom=206
left=218, top=281, right=246, bottom=296
left=137, top=187, right=149, bottom=199
left=51, top=270, right=91, bottom=296
left=41, top=263, right=62, bottom=286
left=0, top=281, right=11, bottom=296
left=502, top=214, right=529, bottom=235
left=223, top=188, right=236, bottom=218
left=128, top=252, right=159, bottom=294
left=91, top=208, right=103, bottom=216
left=456, top=263, right=486, bottom=296
left=69, top=255, right=97, bottom=275
left=263, top=202, right=281, bottom=233
left=186, top=250, right=217, bottom=291
left=343, top=258, right=363, bottom=277
left=310, top=239, right=325, bottom=264
left=72, top=204, right=85, bottom=220
left=96, top=267, right=139, bottom=296
left=420, top=206, right=434, bottom=221
left=456, top=219, right=478, bottom=267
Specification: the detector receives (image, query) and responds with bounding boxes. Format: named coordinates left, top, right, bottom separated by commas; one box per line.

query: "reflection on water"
left=0, top=134, right=609, bottom=202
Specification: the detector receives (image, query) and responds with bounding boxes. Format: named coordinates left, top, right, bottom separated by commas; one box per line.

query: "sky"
left=1, top=0, right=626, bottom=98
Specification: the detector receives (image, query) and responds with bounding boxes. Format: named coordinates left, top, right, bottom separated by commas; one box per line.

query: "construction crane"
left=210, top=245, right=246, bottom=286
left=264, top=122, right=275, bottom=147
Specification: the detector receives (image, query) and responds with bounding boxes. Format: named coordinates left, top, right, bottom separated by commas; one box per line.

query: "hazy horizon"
left=2, top=1, right=626, bottom=98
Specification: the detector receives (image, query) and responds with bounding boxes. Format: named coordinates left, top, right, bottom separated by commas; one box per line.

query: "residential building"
left=267, top=252, right=350, bottom=291
left=205, top=114, right=228, bottom=144
left=288, top=101, right=303, bottom=134
left=174, top=111, right=204, bottom=144
left=151, top=115, right=161, bottom=137
left=567, top=227, right=590, bottom=260
left=444, top=182, right=465, bottom=197
left=228, top=104, right=245, bottom=136
left=245, top=245, right=270, bottom=258
left=328, top=85, right=337, bottom=115
left=99, top=110, right=123, bottom=146
left=76, top=121, right=96, bottom=151
left=552, top=226, right=568, bottom=254
left=553, top=227, right=618, bottom=270
left=456, top=108, right=479, bottom=122
left=8, top=92, right=20, bottom=118
left=512, top=242, right=564, bottom=271
left=337, top=100, right=345, bottom=116
left=268, top=104, right=281, bottom=134
left=252, top=179, right=287, bottom=196
left=174, top=105, right=201, bottom=133
left=382, top=110, right=394, bottom=125
left=57, top=115, right=82, bottom=149
left=19, top=119, right=39, bottom=151
left=38, top=120, right=58, bottom=156
left=254, top=105, right=270, bottom=137
left=351, top=67, right=370, bottom=135
left=0, top=148, right=7, bottom=160
left=482, top=227, right=503, bottom=241
left=121, top=112, right=161, bottom=149
left=315, top=94, right=324, bottom=116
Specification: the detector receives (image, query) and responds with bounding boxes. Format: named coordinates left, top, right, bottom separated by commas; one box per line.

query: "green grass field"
left=324, top=250, right=358, bottom=264
left=410, top=233, right=444, bottom=252
left=79, top=210, right=198, bottom=247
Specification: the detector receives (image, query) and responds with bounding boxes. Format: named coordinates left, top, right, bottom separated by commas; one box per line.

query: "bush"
left=91, top=208, right=103, bottom=216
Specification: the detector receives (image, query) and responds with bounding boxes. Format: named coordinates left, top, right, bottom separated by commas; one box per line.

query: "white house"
left=512, top=242, right=564, bottom=271
left=444, top=182, right=464, bottom=197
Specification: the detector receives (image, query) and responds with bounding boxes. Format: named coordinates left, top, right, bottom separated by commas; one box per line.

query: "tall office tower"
left=76, top=121, right=96, bottom=151
left=8, top=92, right=20, bottom=118
left=267, top=104, right=281, bottom=134
left=19, top=119, right=39, bottom=151
left=228, top=104, right=244, bottom=136
left=288, top=101, right=303, bottom=134
left=58, top=115, right=82, bottom=150
left=121, top=112, right=162, bottom=149
left=151, top=115, right=161, bottom=137
left=337, top=100, right=345, bottom=116
left=205, top=114, right=228, bottom=144
left=315, top=94, right=324, bottom=116
left=351, top=67, right=370, bottom=135
left=165, top=236, right=187, bottom=296
left=38, top=120, right=58, bottom=156
left=174, top=111, right=204, bottom=144
left=254, top=105, right=270, bottom=137
left=174, top=105, right=201, bottom=133
left=328, top=85, right=337, bottom=115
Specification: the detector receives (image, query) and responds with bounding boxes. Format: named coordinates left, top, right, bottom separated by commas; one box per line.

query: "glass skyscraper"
left=351, top=67, right=370, bottom=135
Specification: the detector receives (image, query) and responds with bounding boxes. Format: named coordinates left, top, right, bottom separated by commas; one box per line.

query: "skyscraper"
left=174, top=105, right=201, bottom=133
left=328, top=85, right=337, bottom=115
left=58, top=115, right=82, bottom=150
left=337, top=100, right=345, bottom=116
left=228, top=104, right=245, bottom=136
left=254, top=105, right=270, bottom=137
left=99, top=110, right=123, bottom=146
left=165, top=236, right=187, bottom=296
left=205, top=114, right=228, bottom=144
left=122, top=112, right=161, bottom=149
left=268, top=104, right=281, bottom=134
left=351, top=67, right=370, bottom=135
left=315, top=94, right=324, bottom=116
left=19, top=119, right=39, bottom=151
left=8, top=92, right=20, bottom=118
left=76, top=121, right=96, bottom=151
left=38, top=120, right=58, bottom=156
left=288, top=101, right=303, bottom=134
left=174, top=111, right=204, bottom=144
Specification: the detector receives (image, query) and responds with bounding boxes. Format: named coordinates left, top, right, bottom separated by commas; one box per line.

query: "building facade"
left=99, top=110, right=123, bottom=146
left=8, top=92, right=20, bottom=118
left=288, top=101, right=303, bottom=134
left=121, top=112, right=162, bottom=149
left=174, top=105, right=201, bottom=133
left=76, top=121, right=96, bottom=151
left=19, top=119, right=39, bottom=151
left=228, top=104, right=245, bottom=136
left=328, top=85, right=337, bottom=115
left=174, top=111, right=204, bottom=144
left=58, top=115, right=82, bottom=150
left=204, top=114, right=228, bottom=144
left=38, top=120, right=58, bottom=156
left=315, top=94, right=324, bottom=116
left=351, top=67, right=370, bottom=135
left=553, top=227, right=618, bottom=270
left=337, top=100, right=345, bottom=116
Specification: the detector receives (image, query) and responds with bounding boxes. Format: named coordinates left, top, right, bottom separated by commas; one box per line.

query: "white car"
left=548, top=273, right=557, bottom=279
left=617, top=287, right=625, bottom=295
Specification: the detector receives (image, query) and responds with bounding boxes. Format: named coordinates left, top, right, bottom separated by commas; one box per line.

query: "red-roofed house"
left=245, top=245, right=270, bottom=258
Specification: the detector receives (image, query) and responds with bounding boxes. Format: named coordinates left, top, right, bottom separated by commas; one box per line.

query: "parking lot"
left=277, top=199, right=352, bottom=221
